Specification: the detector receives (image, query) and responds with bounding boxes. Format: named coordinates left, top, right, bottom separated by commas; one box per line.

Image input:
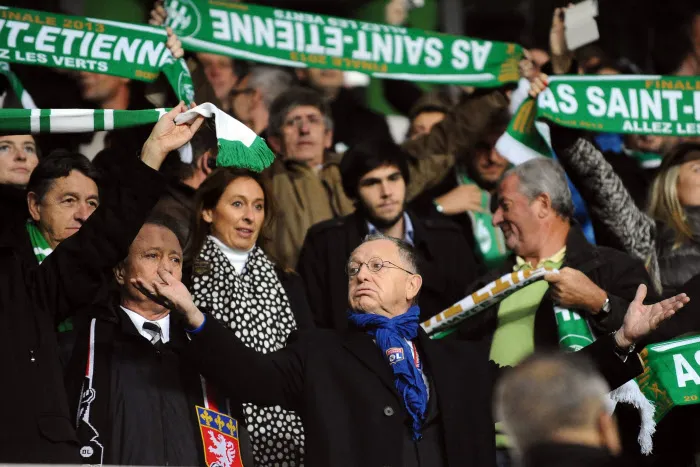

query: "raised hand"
left=385, top=0, right=408, bottom=26
left=614, top=284, right=690, bottom=349
left=131, top=268, right=205, bottom=328
left=149, top=1, right=168, bottom=27
left=165, top=27, right=184, bottom=59
left=519, top=51, right=538, bottom=82
left=140, top=102, right=204, bottom=170
left=549, top=4, right=574, bottom=74
left=528, top=73, right=549, bottom=99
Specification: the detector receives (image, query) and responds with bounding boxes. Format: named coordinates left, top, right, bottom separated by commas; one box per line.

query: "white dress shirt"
left=121, top=306, right=171, bottom=344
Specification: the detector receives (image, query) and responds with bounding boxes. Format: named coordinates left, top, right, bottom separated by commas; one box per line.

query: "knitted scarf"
left=455, top=166, right=509, bottom=270
left=347, top=306, right=428, bottom=441
left=0, top=103, right=275, bottom=172
left=25, top=220, right=52, bottom=264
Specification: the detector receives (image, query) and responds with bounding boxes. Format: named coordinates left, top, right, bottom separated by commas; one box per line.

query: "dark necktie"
left=142, top=321, right=162, bottom=346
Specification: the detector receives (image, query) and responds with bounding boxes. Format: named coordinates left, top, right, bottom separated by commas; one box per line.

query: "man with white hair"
left=495, top=352, right=625, bottom=467
left=452, top=157, right=655, bottom=463
left=131, top=231, right=687, bottom=466
left=230, top=65, right=294, bottom=136
left=454, top=158, right=654, bottom=355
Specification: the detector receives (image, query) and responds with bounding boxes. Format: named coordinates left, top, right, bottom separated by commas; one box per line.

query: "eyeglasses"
left=283, top=114, right=325, bottom=129
left=346, top=257, right=415, bottom=277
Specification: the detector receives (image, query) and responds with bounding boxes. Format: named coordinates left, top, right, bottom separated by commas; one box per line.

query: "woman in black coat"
left=189, top=167, right=313, bottom=467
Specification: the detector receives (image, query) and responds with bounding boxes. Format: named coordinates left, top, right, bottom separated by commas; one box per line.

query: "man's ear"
left=536, top=193, right=552, bottom=218
left=200, top=150, right=215, bottom=175
left=27, top=192, right=41, bottom=222
left=406, top=274, right=423, bottom=303
left=323, top=127, right=333, bottom=150
left=267, top=136, right=282, bottom=154
left=114, top=262, right=126, bottom=286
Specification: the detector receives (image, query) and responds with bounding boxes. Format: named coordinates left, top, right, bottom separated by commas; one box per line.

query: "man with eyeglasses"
left=298, top=139, right=477, bottom=329
left=133, top=232, right=689, bottom=467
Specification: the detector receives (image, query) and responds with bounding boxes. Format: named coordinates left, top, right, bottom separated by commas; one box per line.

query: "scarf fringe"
left=217, top=136, right=275, bottom=173
left=609, top=380, right=656, bottom=455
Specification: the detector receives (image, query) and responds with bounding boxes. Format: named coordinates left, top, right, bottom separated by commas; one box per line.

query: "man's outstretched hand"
left=615, top=284, right=689, bottom=349
left=140, top=102, right=204, bottom=171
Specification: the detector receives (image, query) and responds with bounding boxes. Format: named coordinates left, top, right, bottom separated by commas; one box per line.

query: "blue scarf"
left=347, top=306, right=428, bottom=440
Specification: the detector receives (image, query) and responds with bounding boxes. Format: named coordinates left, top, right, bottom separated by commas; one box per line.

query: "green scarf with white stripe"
left=25, top=220, right=52, bottom=264
left=26, top=220, right=74, bottom=332
left=454, top=167, right=509, bottom=270
left=0, top=103, right=275, bottom=172
left=0, top=62, right=37, bottom=109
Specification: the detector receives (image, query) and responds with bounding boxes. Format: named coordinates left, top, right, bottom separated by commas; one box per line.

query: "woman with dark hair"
left=190, top=167, right=313, bottom=467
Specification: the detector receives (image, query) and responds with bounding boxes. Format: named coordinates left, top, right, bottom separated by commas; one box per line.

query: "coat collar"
left=340, top=329, right=399, bottom=398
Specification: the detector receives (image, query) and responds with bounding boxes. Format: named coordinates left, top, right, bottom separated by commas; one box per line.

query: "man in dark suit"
left=298, top=139, right=478, bottom=327
left=62, top=216, right=253, bottom=466
left=495, top=352, right=630, bottom=467
left=0, top=104, right=203, bottom=463
left=135, top=232, right=687, bottom=467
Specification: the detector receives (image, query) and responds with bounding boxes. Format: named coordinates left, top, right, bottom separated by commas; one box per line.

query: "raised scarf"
left=1, top=6, right=194, bottom=104
left=347, top=305, right=428, bottom=441
left=496, top=76, right=700, bottom=166
left=0, top=103, right=275, bottom=172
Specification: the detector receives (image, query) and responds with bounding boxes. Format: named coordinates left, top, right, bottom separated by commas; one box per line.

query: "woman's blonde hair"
left=647, top=143, right=700, bottom=245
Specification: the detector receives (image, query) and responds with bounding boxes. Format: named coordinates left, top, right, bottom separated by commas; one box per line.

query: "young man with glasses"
left=298, top=139, right=477, bottom=328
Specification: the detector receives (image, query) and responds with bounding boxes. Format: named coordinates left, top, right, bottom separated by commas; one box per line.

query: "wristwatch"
left=612, top=331, right=636, bottom=360
left=599, top=297, right=611, bottom=314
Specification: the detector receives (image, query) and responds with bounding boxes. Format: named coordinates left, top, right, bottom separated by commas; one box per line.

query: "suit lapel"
left=341, top=331, right=400, bottom=399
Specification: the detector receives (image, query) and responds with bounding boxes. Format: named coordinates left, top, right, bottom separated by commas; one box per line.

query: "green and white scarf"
left=25, top=220, right=52, bottom=264
left=26, top=220, right=74, bottom=332
left=636, top=335, right=700, bottom=422
left=0, top=61, right=36, bottom=109
left=422, top=268, right=661, bottom=454
left=455, top=167, right=509, bottom=270
left=497, top=75, right=700, bottom=164
left=164, top=0, right=522, bottom=87
left=0, top=103, right=275, bottom=171
left=0, top=6, right=194, bottom=105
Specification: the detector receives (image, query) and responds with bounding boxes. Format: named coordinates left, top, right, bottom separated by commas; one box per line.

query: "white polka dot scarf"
left=192, top=237, right=305, bottom=466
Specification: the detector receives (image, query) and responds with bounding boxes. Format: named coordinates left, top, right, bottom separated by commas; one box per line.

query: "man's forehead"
left=351, top=239, right=398, bottom=261
left=286, top=105, right=322, bottom=119
left=49, top=171, right=98, bottom=194
left=132, top=224, right=182, bottom=252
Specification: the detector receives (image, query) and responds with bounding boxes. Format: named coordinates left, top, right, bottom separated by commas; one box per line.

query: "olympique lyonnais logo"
left=386, top=347, right=405, bottom=365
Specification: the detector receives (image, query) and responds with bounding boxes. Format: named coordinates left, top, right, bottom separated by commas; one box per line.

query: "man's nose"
left=74, top=202, right=93, bottom=223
